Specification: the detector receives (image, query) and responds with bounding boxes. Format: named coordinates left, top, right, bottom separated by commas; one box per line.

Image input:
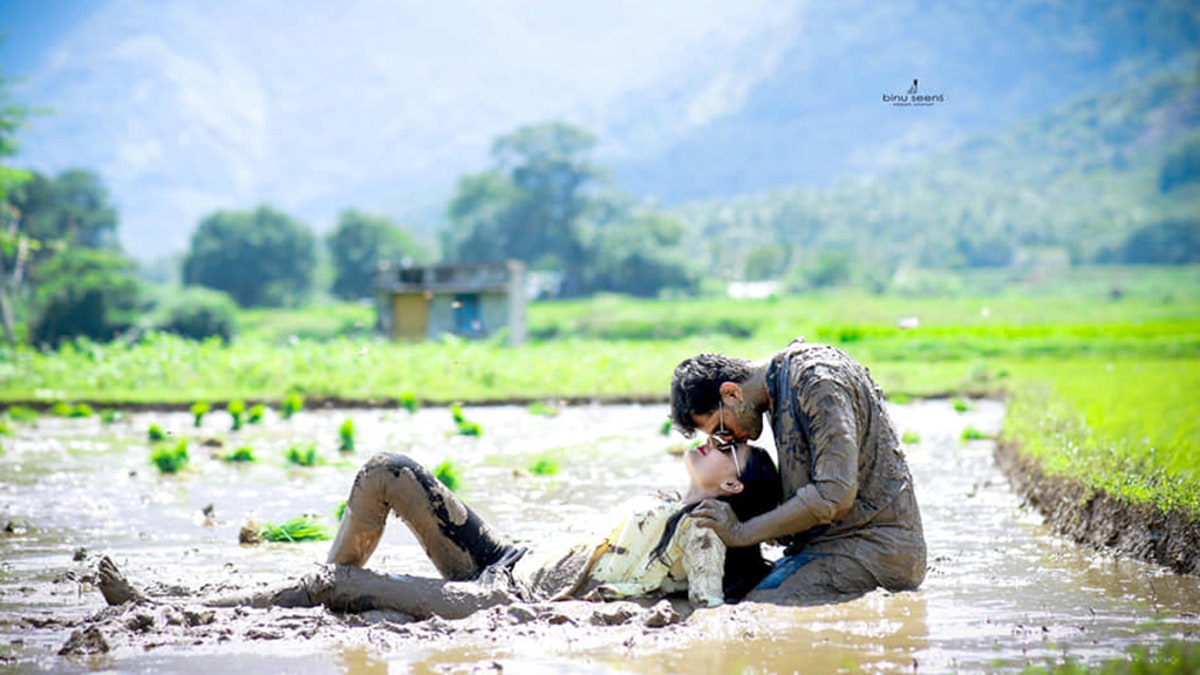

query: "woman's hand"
left=690, top=499, right=750, bottom=548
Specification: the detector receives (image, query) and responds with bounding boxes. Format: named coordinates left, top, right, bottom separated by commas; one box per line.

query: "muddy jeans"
left=745, top=553, right=878, bottom=606
left=315, top=452, right=527, bottom=617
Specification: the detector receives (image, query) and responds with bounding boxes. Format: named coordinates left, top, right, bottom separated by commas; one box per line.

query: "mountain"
left=4, top=0, right=1198, bottom=259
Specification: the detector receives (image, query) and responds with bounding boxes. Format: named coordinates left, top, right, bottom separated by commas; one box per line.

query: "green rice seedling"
left=0, top=421, right=10, bottom=436
left=449, top=404, right=465, bottom=424
left=148, top=423, right=168, bottom=442
left=227, top=399, right=246, bottom=431
left=69, top=403, right=94, bottom=418
left=191, top=402, right=210, bottom=428
left=247, top=403, right=266, bottom=424
left=660, top=418, right=673, bottom=436
left=338, top=418, right=355, bottom=452
left=527, top=401, right=557, bottom=417
left=151, top=439, right=190, bottom=474
left=449, top=404, right=482, bottom=436
left=281, top=392, right=304, bottom=419
left=223, top=446, right=256, bottom=462
left=50, top=401, right=73, bottom=417
left=99, top=409, right=124, bottom=424
left=398, top=392, right=419, bottom=414
left=257, top=515, right=331, bottom=543
left=285, top=443, right=322, bottom=467
left=902, top=430, right=921, bottom=445
left=961, top=426, right=988, bottom=441
left=528, top=454, right=559, bottom=476
left=4, top=406, right=39, bottom=423
left=434, top=460, right=462, bottom=492
left=334, top=500, right=347, bottom=521
left=951, top=398, right=970, bottom=413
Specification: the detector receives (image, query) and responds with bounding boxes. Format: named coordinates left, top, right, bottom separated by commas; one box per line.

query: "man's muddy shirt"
left=515, top=494, right=726, bottom=607
left=767, top=339, right=926, bottom=590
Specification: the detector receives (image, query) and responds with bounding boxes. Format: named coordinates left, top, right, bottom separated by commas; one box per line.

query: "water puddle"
left=1, top=400, right=1197, bottom=672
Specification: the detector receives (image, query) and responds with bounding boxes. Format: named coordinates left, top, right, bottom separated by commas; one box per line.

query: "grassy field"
left=1, top=265, right=1197, bottom=515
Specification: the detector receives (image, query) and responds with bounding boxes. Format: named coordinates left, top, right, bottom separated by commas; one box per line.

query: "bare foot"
left=97, top=555, right=151, bottom=606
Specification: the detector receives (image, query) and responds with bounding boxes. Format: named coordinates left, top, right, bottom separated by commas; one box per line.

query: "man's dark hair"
left=650, top=444, right=783, bottom=601
left=669, top=353, right=753, bottom=437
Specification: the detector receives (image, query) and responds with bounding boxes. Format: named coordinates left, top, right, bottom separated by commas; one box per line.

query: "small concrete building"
left=373, top=260, right=526, bottom=345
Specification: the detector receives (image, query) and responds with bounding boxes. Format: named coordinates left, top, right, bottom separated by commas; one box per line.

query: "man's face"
left=691, top=388, right=763, bottom=443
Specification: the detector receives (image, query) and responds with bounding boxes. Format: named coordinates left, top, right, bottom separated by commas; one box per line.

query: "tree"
left=587, top=211, right=695, bottom=297
left=182, top=206, right=316, bottom=307
left=0, top=62, right=34, bottom=343
left=327, top=210, right=423, bottom=300
left=155, top=286, right=238, bottom=343
left=442, top=122, right=601, bottom=295
left=29, top=247, right=140, bottom=346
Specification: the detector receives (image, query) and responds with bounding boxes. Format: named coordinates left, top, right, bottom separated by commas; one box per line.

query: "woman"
left=98, top=439, right=781, bottom=619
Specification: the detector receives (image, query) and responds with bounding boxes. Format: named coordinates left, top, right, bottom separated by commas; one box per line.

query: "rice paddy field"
left=2, top=264, right=1198, bottom=518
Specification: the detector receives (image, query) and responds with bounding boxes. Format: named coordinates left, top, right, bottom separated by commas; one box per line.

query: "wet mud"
left=995, top=441, right=1200, bottom=576
left=3, top=400, right=1200, bottom=673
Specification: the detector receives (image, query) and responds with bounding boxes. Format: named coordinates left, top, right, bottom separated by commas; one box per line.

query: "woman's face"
left=683, top=440, right=749, bottom=499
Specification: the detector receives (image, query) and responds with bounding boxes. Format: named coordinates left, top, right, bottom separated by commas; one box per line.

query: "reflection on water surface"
left=1, top=400, right=1197, bottom=673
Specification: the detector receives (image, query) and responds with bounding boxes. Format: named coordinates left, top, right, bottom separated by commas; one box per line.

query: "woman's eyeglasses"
left=710, top=399, right=741, bottom=477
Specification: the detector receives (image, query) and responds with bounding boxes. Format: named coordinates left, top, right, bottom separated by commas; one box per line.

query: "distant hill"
left=672, top=64, right=1200, bottom=288
left=614, top=0, right=1200, bottom=204
left=7, top=0, right=1199, bottom=259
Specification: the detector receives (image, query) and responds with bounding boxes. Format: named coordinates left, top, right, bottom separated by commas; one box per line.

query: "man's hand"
left=690, top=499, right=750, bottom=547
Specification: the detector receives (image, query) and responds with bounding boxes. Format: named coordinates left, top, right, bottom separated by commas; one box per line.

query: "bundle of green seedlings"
left=286, top=442, right=322, bottom=467
left=281, top=392, right=304, bottom=419
left=434, top=460, right=462, bottom=492
left=151, top=439, right=190, bottom=474
left=227, top=400, right=246, bottom=430
left=450, top=404, right=482, bottom=436
left=338, top=418, right=355, bottom=452
left=242, top=515, right=331, bottom=544
left=397, top=392, right=419, bottom=414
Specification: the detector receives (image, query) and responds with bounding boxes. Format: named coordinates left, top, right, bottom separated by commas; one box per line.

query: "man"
left=669, top=337, right=926, bottom=606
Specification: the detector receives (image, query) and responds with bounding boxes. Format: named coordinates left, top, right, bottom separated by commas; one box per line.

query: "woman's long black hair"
left=650, top=443, right=783, bottom=601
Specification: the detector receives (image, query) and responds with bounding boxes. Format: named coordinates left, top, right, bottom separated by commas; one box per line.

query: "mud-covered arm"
left=694, top=378, right=860, bottom=548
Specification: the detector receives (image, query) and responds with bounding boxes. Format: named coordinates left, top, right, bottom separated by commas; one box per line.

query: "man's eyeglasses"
left=710, top=398, right=741, bottom=477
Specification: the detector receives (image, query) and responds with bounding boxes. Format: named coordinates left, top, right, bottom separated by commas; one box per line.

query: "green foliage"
left=226, top=399, right=245, bottom=431
left=434, top=460, right=462, bottom=492
left=1004, top=359, right=1200, bottom=515
left=247, top=403, right=266, bottom=424
left=182, top=206, right=316, bottom=308
left=51, top=401, right=91, bottom=417
left=281, top=392, right=304, bottom=419
left=397, top=392, right=419, bottom=413
left=1112, top=218, right=1200, bottom=265
left=191, top=401, right=210, bottom=427
left=155, top=287, right=238, bottom=343
left=327, top=209, right=424, bottom=300
left=1159, top=128, right=1200, bottom=192
left=526, top=401, right=557, bottom=417
left=450, top=404, right=482, bottom=436
left=902, top=430, right=921, bottom=444
left=527, top=454, right=559, bottom=476
left=334, top=500, right=347, bottom=521
left=29, top=248, right=140, bottom=346
left=660, top=418, right=672, bottom=436
left=257, top=515, right=330, bottom=543
left=4, top=406, right=38, bottom=422
left=338, top=418, right=355, bottom=452
left=151, top=439, right=189, bottom=474
left=0, top=420, right=9, bottom=435
left=99, top=409, right=123, bottom=424
left=223, top=446, right=256, bottom=462
left=960, top=426, right=988, bottom=441
left=8, top=168, right=119, bottom=251
left=285, top=443, right=322, bottom=467
left=951, top=398, right=970, bottom=413
left=147, top=423, right=168, bottom=442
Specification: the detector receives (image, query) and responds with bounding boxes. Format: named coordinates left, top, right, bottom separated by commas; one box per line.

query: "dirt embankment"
left=994, top=441, right=1200, bottom=576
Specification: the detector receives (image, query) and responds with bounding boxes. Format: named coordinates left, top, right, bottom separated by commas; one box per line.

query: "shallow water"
left=1, top=399, right=1198, bottom=673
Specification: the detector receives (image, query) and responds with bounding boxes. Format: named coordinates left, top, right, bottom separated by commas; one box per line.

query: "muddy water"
left=1, top=400, right=1198, bottom=673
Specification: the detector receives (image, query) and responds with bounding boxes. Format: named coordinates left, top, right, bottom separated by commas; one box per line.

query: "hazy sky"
left=1, top=0, right=797, bottom=257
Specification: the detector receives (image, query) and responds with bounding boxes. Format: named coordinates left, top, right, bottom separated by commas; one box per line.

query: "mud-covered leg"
left=306, top=564, right=518, bottom=620
left=96, top=555, right=151, bottom=606
left=326, top=452, right=517, bottom=581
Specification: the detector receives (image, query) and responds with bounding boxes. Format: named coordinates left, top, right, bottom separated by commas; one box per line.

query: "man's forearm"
left=737, top=484, right=852, bottom=547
